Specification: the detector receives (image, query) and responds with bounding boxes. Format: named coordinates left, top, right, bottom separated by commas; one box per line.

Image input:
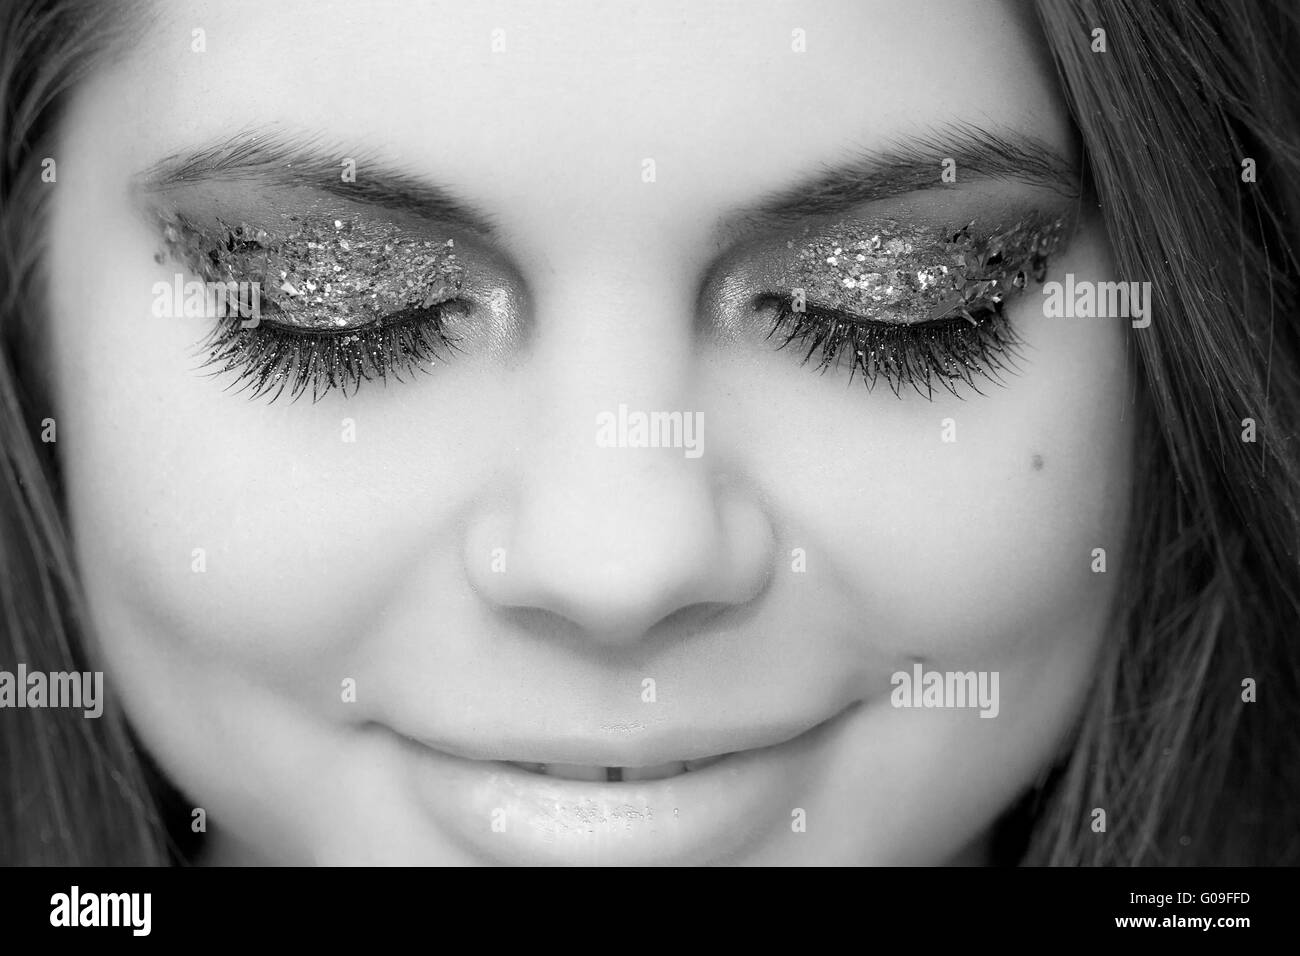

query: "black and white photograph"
left=0, top=0, right=1296, bottom=921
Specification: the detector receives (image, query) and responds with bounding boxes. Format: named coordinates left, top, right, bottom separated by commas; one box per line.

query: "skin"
left=46, top=0, right=1133, bottom=864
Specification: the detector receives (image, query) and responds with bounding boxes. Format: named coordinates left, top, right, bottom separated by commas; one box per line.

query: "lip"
left=395, top=713, right=836, bottom=769
left=394, top=704, right=858, bottom=865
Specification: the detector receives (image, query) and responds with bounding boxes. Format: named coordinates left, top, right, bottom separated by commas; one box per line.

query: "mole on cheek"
left=1031, top=454, right=1045, bottom=471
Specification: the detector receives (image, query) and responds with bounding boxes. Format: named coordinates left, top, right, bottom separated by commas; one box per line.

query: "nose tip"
left=465, top=482, right=772, bottom=648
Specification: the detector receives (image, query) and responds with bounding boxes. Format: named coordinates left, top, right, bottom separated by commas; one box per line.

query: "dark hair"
left=1018, top=0, right=1300, bottom=864
left=0, top=0, right=170, bottom=864
left=1, top=0, right=1297, bottom=865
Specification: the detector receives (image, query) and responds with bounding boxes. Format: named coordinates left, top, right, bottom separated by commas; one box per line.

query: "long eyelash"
left=195, top=307, right=460, bottom=403
left=764, top=296, right=1024, bottom=400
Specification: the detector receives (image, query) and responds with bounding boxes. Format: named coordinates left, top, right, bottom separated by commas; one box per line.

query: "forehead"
left=95, top=0, right=1069, bottom=242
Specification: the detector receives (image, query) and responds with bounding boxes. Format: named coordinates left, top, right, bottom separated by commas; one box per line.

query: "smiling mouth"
left=504, top=754, right=731, bottom=782
left=392, top=704, right=858, bottom=790
left=395, top=702, right=865, bottom=864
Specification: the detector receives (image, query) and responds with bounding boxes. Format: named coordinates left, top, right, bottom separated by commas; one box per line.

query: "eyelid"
left=716, top=209, right=1072, bottom=400
left=147, top=200, right=525, bottom=402
left=155, top=208, right=469, bottom=332
left=779, top=212, right=1069, bottom=326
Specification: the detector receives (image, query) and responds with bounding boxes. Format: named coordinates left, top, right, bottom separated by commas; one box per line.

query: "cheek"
left=44, top=167, right=509, bottom=676
left=707, top=225, right=1133, bottom=685
left=699, top=230, right=1134, bottom=861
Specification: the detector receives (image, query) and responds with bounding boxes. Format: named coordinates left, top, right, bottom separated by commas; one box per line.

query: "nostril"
left=496, top=605, right=583, bottom=645
left=647, top=601, right=741, bottom=641
left=493, top=593, right=731, bottom=650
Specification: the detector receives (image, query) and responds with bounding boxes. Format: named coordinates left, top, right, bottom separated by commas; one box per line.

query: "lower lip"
left=398, top=710, right=852, bottom=866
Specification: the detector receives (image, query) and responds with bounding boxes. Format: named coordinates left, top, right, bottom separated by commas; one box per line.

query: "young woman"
left=1, top=0, right=1296, bottom=866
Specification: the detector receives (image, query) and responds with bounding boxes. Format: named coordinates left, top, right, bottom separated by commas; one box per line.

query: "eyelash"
left=189, top=212, right=1047, bottom=402
left=763, top=294, right=1024, bottom=399
left=197, top=307, right=462, bottom=403
left=200, top=291, right=1021, bottom=403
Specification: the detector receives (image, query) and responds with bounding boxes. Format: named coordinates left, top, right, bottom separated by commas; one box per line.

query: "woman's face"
left=47, top=0, right=1132, bottom=864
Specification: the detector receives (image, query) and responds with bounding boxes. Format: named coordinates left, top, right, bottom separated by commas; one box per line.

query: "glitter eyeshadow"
left=786, top=212, right=1068, bottom=325
left=155, top=209, right=466, bottom=331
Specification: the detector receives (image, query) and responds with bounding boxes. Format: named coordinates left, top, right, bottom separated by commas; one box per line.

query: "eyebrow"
left=140, top=121, right=1076, bottom=242
left=137, top=128, right=499, bottom=237
left=725, top=122, right=1080, bottom=234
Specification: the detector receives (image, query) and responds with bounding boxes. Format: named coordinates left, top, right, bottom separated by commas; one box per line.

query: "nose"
left=464, top=254, right=773, bottom=646
left=467, top=440, right=772, bottom=647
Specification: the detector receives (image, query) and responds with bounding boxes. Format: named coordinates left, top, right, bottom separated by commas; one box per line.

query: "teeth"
left=684, top=754, right=728, bottom=773
left=621, top=762, right=687, bottom=781
left=508, top=755, right=731, bottom=781
left=539, top=763, right=608, bottom=782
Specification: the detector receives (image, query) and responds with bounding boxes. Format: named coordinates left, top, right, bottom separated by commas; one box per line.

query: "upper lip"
left=388, top=708, right=848, bottom=769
